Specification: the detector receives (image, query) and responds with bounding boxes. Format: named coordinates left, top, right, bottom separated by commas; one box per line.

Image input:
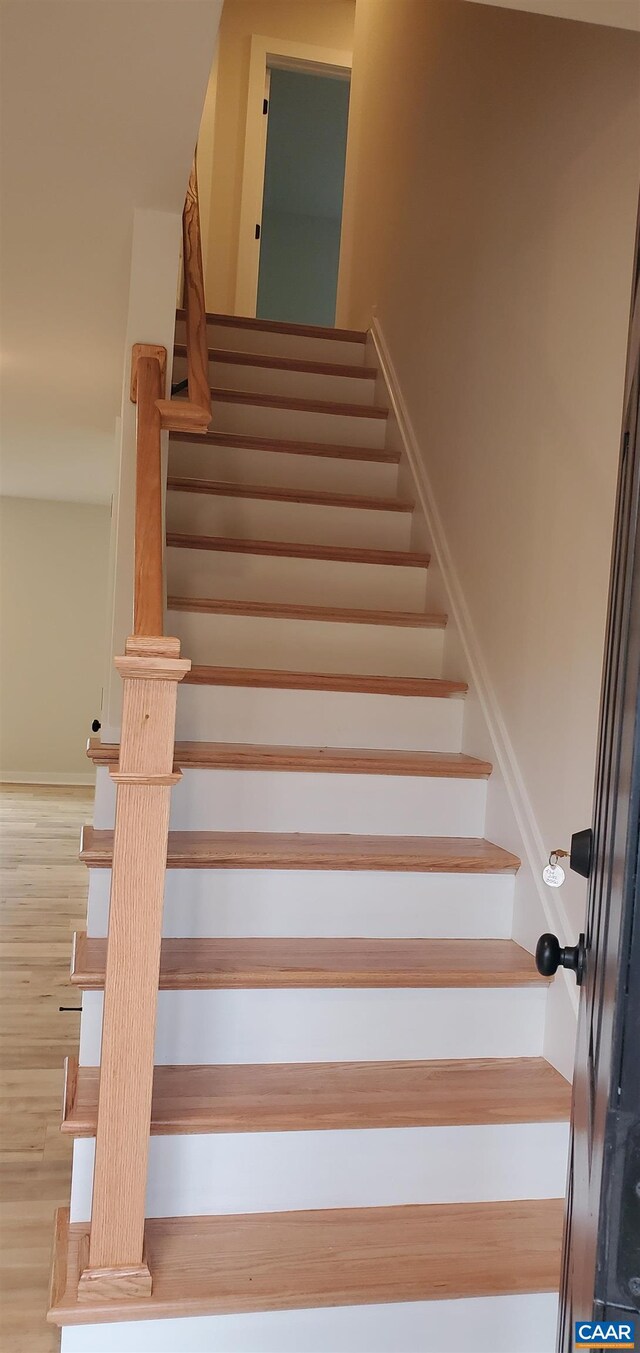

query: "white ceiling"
left=0, top=1, right=222, bottom=504
left=465, top=0, right=640, bottom=30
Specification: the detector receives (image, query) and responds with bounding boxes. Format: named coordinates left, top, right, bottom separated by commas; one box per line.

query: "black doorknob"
left=535, top=932, right=586, bottom=985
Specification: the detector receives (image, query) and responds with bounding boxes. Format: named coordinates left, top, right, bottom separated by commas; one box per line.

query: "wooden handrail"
left=182, top=161, right=211, bottom=417
left=156, top=157, right=211, bottom=435
left=75, top=163, right=209, bottom=1301
left=132, top=349, right=165, bottom=635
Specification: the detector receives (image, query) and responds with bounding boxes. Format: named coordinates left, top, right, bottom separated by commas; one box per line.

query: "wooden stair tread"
left=175, top=344, right=377, bottom=381
left=169, top=430, right=400, bottom=464
left=209, top=388, right=388, bottom=419
left=71, top=936, right=540, bottom=990
left=166, top=532, right=430, bottom=569
left=166, top=475, right=413, bottom=512
left=88, top=741, right=492, bottom=778
left=176, top=307, right=368, bottom=343
left=62, top=1057, right=570, bottom=1137
left=80, top=828, right=518, bottom=873
left=183, top=665, right=468, bottom=697
left=49, top=1197, right=564, bottom=1324
left=167, top=596, right=446, bottom=629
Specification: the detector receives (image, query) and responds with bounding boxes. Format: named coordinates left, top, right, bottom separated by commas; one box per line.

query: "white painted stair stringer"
left=369, top=318, right=578, bottom=1079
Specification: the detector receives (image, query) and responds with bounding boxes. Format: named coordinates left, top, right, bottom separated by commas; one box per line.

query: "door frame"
left=558, top=213, right=640, bottom=1348
left=234, top=34, right=352, bottom=319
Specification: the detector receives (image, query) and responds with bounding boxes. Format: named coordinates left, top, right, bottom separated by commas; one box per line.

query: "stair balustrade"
left=77, top=158, right=210, bottom=1303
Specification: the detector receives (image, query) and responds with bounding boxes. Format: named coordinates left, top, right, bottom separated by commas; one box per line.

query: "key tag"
left=542, top=850, right=568, bottom=889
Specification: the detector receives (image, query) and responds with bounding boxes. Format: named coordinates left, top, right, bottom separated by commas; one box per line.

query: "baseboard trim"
left=0, top=771, right=96, bottom=786
left=370, top=316, right=577, bottom=1021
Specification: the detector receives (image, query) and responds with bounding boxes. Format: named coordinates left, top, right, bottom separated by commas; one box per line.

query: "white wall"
left=0, top=2, right=224, bottom=770
left=337, top=0, right=639, bottom=1073
left=338, top=0, right=639, bottom=936
left=101, top=208, right=184, bottom=739
left=1, top=0, right=222, bottom=505
left=0, top=497, right=110, bottom=781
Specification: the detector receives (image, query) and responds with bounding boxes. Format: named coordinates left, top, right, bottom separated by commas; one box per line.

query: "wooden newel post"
left=77, top=636, right=190, bottom=1302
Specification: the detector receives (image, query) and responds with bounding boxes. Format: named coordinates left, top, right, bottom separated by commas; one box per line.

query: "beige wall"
left=200, top=0, right=355, bottom=313
left=338, top=0, right=640, bottom=937
left=0, top=498, right=110, bottom=780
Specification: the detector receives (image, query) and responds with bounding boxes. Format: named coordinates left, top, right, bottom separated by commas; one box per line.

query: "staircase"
left=50, top=310, right=570, bottom=1352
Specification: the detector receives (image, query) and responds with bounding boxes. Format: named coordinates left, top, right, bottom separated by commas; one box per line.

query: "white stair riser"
left=176, top=685, right=465, bottom=752
left=86, top=869, right=515, bottom=940
left=79, top=988, right=547, bottom=1065
left=166, top=488, right=411, bottom=550
left=61, top=1292, right=560, bottom=1353
left=175, top=318, right=368, bottom=366
left=166, top=544, right=428, bottom=611
left=168, top=439, right=399, bottom=495
left=173, top=352, right=376, bottom=406
left=211, top=399, right=387, bottom=450
left=168, top=610, right=445, bottom=678
left=93, top=766, right=487, bottom=836
left=70, top=1121, right=569, bottom=1222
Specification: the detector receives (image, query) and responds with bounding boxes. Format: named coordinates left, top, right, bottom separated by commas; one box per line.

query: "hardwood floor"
left=0, top=784, right=92, bottom=1352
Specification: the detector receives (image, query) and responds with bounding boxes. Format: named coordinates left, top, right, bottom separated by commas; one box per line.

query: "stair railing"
left=77, top=159, right=209, bottom=1304
left=157, top=159, right=211, bottom=434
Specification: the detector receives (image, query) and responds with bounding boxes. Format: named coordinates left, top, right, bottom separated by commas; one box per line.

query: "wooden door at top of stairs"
left=558, top=215, right=640, bottom=1346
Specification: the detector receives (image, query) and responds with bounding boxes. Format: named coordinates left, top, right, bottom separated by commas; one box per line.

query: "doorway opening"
left=235, top=36, right=352, bottom=323
left=256, top=66, right=350, bottom=327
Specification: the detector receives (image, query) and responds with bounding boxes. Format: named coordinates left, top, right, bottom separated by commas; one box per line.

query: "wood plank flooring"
left=0, top=784, right=92, bottom=1353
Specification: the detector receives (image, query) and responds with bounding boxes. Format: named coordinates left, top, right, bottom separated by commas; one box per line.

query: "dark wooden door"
left=559, top=218, right=640, bottom=1348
